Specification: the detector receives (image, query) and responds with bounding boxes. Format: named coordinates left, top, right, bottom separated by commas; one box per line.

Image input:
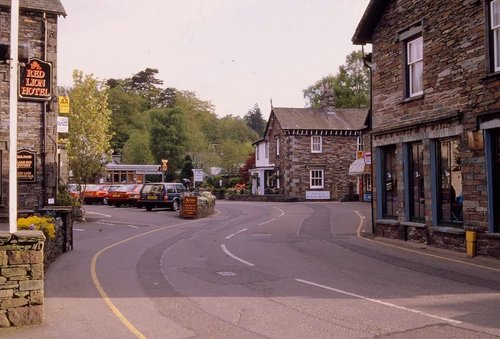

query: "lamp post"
left=9, top=0, right=19, bottom=233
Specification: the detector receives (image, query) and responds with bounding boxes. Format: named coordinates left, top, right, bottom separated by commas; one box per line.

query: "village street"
left=3, top=200, right=500, bottom=338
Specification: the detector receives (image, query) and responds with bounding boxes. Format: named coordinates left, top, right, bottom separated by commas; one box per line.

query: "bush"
left=18, top=215, right=56, bottom=239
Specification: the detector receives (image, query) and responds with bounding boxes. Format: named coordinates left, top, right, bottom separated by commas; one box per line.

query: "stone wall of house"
left=281, top=134, right=359, bottom=200
left=0, top=9, right=60, bottom=211
left=368, top=0, right=500, bottom=255
left=0, top=231, right=45, bottom=328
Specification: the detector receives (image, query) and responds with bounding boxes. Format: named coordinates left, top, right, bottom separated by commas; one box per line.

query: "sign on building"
left=57, top=116, right=69, bottom=133
left=58, top=95, right=70, bottom=114
left=17, top=149, right=36, bottom=182
left=19, top=58, right=52, bottom=101
left=306, top=191, right=331, bottom=200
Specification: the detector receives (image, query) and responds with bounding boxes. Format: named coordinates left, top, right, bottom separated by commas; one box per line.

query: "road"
left=3, top=200, right=500, bottom=338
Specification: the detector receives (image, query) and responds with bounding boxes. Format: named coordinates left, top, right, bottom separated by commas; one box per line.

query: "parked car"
left=83, top=184, right=110, bottom=204
left=102, top=184, right=124, bottom=205
left=106, top=184, right=143, bottom=207
left=138, top=182, right=186, bottom=211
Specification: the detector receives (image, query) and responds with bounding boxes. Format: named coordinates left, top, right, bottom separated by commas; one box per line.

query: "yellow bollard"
left=466, top=230, right=477, bottom=258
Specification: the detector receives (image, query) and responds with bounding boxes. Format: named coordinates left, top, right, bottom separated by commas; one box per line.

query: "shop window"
left=437, top=139, right=463, bottom=226
left=380, top=145, right=398, bottom=219
left=409, top=143, right=425, bottom=221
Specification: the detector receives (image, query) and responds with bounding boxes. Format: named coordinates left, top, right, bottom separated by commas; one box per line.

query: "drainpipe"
left=41, top=12, right=48, bottom=208
left=362, top=46, right=375, bottom=234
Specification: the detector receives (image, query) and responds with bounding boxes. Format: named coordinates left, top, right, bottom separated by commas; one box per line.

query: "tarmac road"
left=2, top=200, right=500, bottom=338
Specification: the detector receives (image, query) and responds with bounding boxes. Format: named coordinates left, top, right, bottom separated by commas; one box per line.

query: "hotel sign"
left=19, top=58, right=52, bottom=101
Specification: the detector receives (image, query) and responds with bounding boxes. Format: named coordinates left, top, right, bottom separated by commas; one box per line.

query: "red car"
left=106, top=184, right=143, bottom=207
left=83, top=184, right=109, bottom=204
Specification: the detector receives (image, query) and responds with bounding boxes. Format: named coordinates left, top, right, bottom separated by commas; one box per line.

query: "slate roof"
left=352, top=0, right=390, bottom=45
left=271, top=107, right=368, bottom=131
left=0, top=0, right=66, bottom=16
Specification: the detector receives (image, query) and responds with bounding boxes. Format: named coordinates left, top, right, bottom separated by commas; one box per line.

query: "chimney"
left=318, top=82, right=336, bottom=112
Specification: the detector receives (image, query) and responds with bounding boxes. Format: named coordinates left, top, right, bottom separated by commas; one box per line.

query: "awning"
left=348, top=158, right=371, bottom=176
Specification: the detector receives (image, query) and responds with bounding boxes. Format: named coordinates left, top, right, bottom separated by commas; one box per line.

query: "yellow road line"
left=354, top=210, right=500, bottom=273
left=90, top=219, right=201, bottom=339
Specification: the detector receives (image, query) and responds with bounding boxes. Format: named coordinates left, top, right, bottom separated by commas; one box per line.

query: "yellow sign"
left=58, top=96, right=70, bottom=114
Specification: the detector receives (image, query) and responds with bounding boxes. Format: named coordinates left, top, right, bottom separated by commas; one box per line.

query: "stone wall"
left=0, top=231, right=45, bottom=328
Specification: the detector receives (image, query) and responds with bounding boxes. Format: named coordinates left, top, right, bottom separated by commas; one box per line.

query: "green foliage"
left=180, top=155, right=193, bottom=180
left=150, top=107, right=188, bottom=172
left=56, top=185, right=80, bottom=207
left=244, top=104, right=266, bottom=136
left=122, top=131, right=155, bottom=164
left=303, top=50, right=369, bottom=109
left=68, top=70, right=112, bottom=198
left=18, top=216, right=56, bottom=239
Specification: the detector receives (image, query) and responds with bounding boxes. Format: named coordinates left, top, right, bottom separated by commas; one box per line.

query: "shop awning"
left=348, top=158, right=370, bottom=175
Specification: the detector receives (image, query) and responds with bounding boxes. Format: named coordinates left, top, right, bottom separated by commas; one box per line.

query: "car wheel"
left=171, top=200, right=179, bottom=211
left=146, top=205, right=152, bottom=211
left=115, top=203, right=121, bottom=208
left=136, top=204, right=142, bottom=209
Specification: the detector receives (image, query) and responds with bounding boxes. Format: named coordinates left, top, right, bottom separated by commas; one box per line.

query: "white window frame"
left=276, top=138, right=280, bottom=156
left=356, top=136, right=363, bottom=151
left=407, top=36, right=423, bottom=97
left=310, top=169, right=324, bottom=189
left=311, top=136, right=322, bottom=153
left=492, top=0, right=500, bottom=72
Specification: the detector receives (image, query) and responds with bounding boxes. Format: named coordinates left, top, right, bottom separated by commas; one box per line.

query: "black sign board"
left=19, top=58, right=52, bottom=101
left=17, top=150, right=36, bottom=182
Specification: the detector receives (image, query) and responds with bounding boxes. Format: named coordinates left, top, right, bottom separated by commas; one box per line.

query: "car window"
left=142, top=184, right=164, bottom=194
left=165, top=185, right=175, bottom=193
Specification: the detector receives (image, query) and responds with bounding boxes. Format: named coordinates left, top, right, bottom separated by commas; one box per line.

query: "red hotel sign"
left=19, top=58, right=52, bottom=101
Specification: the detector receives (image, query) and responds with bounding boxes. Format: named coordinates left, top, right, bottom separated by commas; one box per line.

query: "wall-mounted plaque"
left=19, top=58, right=52, bottom=101
left=17, top=149, right=36, bottom=182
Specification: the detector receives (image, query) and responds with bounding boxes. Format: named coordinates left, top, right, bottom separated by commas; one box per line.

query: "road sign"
left=58, top=95, right=70, bottom=114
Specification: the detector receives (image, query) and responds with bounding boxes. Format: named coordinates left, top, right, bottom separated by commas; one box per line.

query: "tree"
left=239, top=152, right=256, bottom=184
left=149, top=107, right=188, bottom=174
left=67, top=70, right=112, bottom=201
left=121, top=131, right=155, bottom=164
left=244, top=104, right=266, bottom=136
left=180, top=155, right=194, bottom=181
left=303, top=50, right=369, bottom=109
left=218, top=140, right=254, bottom=175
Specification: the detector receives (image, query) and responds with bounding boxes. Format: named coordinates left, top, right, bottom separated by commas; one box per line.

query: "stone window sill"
left=401, top=221, right=426, bottom=228
left=376, top=219, right=400, bottom=226
left=431, top=226, right=465, bottom=235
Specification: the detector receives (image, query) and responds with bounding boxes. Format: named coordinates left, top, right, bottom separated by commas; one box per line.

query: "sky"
left=57, top=0, right=370, bottom=118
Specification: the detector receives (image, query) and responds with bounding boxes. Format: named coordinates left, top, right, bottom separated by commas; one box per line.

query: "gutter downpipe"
left=42, top=12, right=48, bottom=208
left=362, top=45, right=375, bottom=234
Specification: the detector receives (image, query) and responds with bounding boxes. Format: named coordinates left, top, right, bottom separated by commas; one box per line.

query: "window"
left=409, top=143, right=425, bottom=221
left=407, top=36, right=423, bottom=97
left=276, top=138, right=280, bottom=156
left=437, top=139, right=462, bottom=226
left=256, top=146, right=259, bottom=160
left=491, top=0, right=500, bottom=72
left=311, top=136, right=322, bottom=153
left=382, top=146, right=398, bottom=218
left=356, top=136, right=363, bottom=151
left=310, top=169, right=324, bottom=188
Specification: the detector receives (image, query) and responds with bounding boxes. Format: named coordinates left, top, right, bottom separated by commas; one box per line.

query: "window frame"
left=310, top=169, right=324, bottom=189
left=377, top=145, right=399, bottom=219
left=276, top=138, right=280, bottom=156
left=406, top=35, right=424, bottom=97
left=311, top=135, right=322, bottom=153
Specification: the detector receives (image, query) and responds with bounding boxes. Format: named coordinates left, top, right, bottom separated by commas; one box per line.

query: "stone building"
left=352, top=0, right=500, bottom=257
left=252, top=90, right=369, bottom=201
left=0, top=0, right=66, bottom=219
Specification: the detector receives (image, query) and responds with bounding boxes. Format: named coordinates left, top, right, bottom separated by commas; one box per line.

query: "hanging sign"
left=17, top=149, right=36, bottom=182
left=19, top=58, right=52, bottom=101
